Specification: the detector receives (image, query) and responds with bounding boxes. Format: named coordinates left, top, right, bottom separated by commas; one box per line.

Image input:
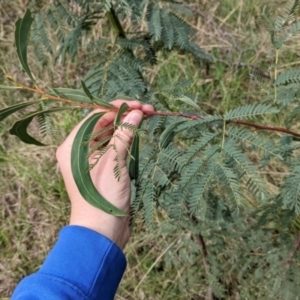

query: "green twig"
left=105, top=8, right=126, bottom=39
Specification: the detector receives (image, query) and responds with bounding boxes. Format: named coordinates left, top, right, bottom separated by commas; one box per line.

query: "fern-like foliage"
left=275, top=69, right=300, bottom=85
left=257, top=0, right=300, bottom=48
left=37, top=102, right=56, bottom=138
left=280, top=164, right=300, bottom=213
left=225, top=103, right=279, bottom=120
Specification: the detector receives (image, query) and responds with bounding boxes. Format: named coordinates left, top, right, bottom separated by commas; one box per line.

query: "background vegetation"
left=1, top=0, right=300, bottom=299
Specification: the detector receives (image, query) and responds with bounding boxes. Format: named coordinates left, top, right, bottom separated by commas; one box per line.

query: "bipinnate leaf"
left=49, top=88, right=115, bottom=109
left=147, top=3, right=162, bottom=41
left=275, top=69, right=300, bottom=86
left=159, top=120, right=187, bottom=149
left=224, top=104, right=279, bottom=120
left=71, top=112, right=127, bottom=216
left=113, top=95, right=137, bottom=101
left=280, top=165, right=300, bottom=213
left=0, top=100, right=39, bottom=122
left=15, top=9, right=35, bottom=82
left=114, top=103, right=129, bottom=127
left=129, top=133, right=139, bottom=180
left=9, top=107, right=72, bottom=146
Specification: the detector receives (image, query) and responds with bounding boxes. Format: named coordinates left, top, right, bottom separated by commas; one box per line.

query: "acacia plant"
left=2, top=0, right=300, bottom=298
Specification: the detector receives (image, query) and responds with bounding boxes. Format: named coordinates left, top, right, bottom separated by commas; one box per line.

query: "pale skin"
left=56, top=100, right=154, bottom=249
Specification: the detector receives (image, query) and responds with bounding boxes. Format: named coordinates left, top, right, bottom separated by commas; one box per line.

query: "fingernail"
left=126, top=111, right=142, bottom=125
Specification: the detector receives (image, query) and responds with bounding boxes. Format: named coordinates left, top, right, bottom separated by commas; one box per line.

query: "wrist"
left=69, top=209, right=130, bottom=249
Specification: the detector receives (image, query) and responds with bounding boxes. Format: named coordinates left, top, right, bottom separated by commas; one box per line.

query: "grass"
left=1, top=0, right=300, bottom=299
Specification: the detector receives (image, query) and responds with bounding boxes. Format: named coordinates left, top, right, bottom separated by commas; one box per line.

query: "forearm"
left=12, top=226, right=127, bottom=300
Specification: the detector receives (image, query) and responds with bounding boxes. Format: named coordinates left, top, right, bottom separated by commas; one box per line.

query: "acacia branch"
left=10, top=79, right=300, bottom=139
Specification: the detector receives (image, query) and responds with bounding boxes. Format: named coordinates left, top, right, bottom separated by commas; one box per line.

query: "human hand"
left=56, top=100, right=154, bottom=249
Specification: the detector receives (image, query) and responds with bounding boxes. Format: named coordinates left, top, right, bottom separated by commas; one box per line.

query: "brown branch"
left=194, top=233, right=214, bottom=300
left=142, top=110, right=200, bottom=120
left=234, top=120, right=300, bottom=138
left=194, top=233, right=209, bottom=273
left=143, top=111, right=300, bottom=138
left=285, top=233, right=300, bottom=269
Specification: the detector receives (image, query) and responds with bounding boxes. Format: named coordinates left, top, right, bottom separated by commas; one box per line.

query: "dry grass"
left=1, top=0, right=300, bottom=299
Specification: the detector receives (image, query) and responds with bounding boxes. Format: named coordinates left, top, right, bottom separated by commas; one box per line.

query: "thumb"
left=109, top=110, right=143, bottom=162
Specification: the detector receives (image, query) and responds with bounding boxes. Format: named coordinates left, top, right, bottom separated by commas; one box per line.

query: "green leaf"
left=92, top=96, right=115, bottom=109
left=129, top=133, right=139, bottom=180
left=15, top=9, right=35, bottom=82
left=71, top=112, right=127, bottom=216
left=81, top=81, right=115, bottom=108
left=114, top=103, right=129, bottom=127
left=49, top=88, right=115, bottom=109
left=0, top=100, right=39, bottom=122
left=81, top=80, right=93, bottom=99
left=0, top=85, right=22, bottom=91
left=50, top=88, right=93, bottom=103
left=9, top=107, right=73, bottom=146
left=159, top=120, right=187, bottom=149
left=177, top=96, right=200, bottom=110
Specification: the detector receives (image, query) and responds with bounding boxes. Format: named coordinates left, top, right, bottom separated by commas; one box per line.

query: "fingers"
left=57, top=100, right=154, bottom=166
left=59, top=100, right=148, bottom=145
left=90, top=101, right=154, bottom=141
left=141, top=104, right=155, bottom=112
left=111, top=99, right=155, bottom=113
left=91, top=111, right=116, bottom=145
left=107, top=110, right=144, bottom=163
left=90, top=101, right=154, bottom=149
left=111, top=100, right=142, bottom=109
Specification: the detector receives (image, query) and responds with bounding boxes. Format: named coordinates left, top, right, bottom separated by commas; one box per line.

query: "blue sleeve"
left=11, top=225, right=127, bottom=300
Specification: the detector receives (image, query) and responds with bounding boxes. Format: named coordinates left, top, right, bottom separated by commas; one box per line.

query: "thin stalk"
left=221, top=118, right=226, bottom=149
left=274, top=49, right=279, bottom=103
